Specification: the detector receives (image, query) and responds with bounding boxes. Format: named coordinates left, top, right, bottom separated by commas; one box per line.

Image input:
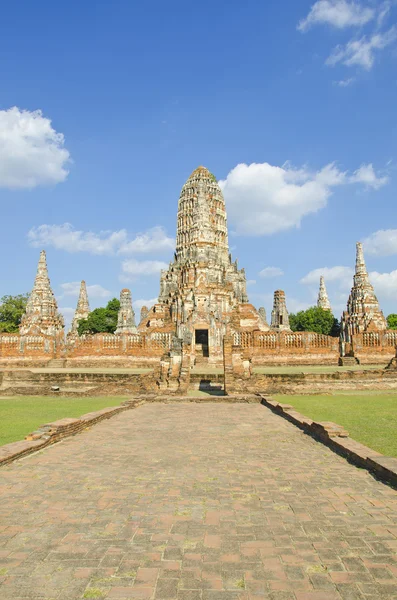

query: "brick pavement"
left=1, top=402, right=397, bottom=600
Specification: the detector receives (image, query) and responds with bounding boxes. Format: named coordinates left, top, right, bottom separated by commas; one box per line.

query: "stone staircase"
left=338, top=356, right=360, bottom=366
left=46, top=358, right=67, bottom=368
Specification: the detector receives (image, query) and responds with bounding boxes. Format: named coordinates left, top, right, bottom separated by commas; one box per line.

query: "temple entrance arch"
left=195, top=329, right=209, bottom=357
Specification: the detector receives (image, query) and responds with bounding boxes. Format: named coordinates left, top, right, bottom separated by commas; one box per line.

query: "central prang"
left=137, top=166, right=269, bottom=362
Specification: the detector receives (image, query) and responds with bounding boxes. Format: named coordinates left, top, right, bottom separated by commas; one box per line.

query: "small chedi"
left=341, top=242, right=387, bottom=341
left=69, top=281, right=90, bottom=335
left=0, top=167, right=396, bottom=368
left=317, top=276, right=331, bottom=311
left=340, top=242, right=393, bottom=364
left=20, top=250, right=64, bottom=337
left=271, top=290, right=290, bottom=331
left=115, top=289, right=137, bottom=334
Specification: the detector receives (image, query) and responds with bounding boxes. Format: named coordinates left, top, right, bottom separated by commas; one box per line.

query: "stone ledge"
left=0, top=399, right=145, bottom=467
left=260, top=395, right=397, bottom=487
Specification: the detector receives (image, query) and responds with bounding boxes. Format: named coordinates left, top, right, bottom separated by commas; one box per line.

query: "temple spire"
left=115, top=289, right=137, bottom=334
left=317, top=276, right=331, bottom=311
left=271, top=290, right=290, bottom=331
left=341, top=241, right=387, bottom=340
left=69, top=281, right=90, bottom=334
left=175, top=166, right=229, bottom=263
left=355, top=241, right=368, bottom=279
left=20, top=250, right=64, bottom=336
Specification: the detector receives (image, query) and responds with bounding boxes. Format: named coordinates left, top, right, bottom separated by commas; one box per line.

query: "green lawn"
left=0, top=396, right=130, bottom=446
left=277, top=393, right=397, bottom=457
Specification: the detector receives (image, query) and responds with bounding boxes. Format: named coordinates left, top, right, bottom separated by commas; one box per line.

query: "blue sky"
left=1, top=0, right=397, bottom=327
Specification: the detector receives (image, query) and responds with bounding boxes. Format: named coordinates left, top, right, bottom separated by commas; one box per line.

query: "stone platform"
left=1, top=403, right=397, bottom=599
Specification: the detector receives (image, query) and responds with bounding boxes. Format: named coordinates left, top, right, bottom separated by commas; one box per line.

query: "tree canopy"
left=77, top=298, right=120, bottom=335
left=0, top=294, right=29, bottom=333
left=387, top=314, right=397, bottom=330
left=289, top=306, right=340, bottom=337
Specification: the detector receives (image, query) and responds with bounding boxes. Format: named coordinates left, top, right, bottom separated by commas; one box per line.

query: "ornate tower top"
left=317, top=276, right=331, bottom=311
left=271, top=290, right=290, bottom=331
left=20, top=250, right=64, bottom=336
left=115, top=288, right=137, bottom=334
left=69, top=281, right=90, bottom=335
left=175, top=166, right=229, bottom=264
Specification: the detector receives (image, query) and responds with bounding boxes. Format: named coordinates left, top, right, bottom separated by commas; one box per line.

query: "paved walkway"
left=1, top=403, right=397, bottom=600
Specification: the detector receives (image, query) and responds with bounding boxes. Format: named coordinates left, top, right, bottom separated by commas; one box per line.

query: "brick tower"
left=341, top=242, right=387, bottom=341
left=139, top=166, right=267, bottom=361
left=69, top=281, right=90, bottom=335
left=20, top=250, right=64, bottom=336
left=271, top=290, right=290, bottom=331
left=115, top=289, right=137, bottom=334
left=317, top=276, right=331, bottom=311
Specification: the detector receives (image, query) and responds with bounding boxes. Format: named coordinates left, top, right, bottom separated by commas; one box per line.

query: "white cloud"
left=377, top=1, right=392, bottom=28
left=246, top=279, right=257, bottom=286
left=298, top=0, right=375, bottom=32
left=369, top=269, right=397, bottom=298
left=326, top=26, right=397, bottom=69
left=287, top=297, right=311, bottom=313
left=334, top=77, right=356, bottom=86
left=27, top=223, right=174, bottom=256
left=60, top=282, right=112, bottom=299
left=118, top=226, right=175, bottom=254
left=121, top=259, right=168, bottom=278
left=363, top=229, right=397, bottom=256
left=58, top=307, right=75, bottom=330
left=219, top=161, right=387, bottom=236
left=0, top=107, right=70, bottom=189
left=132, top=297, right=158, bottom=311
left=349, top=163, right=389, bottom=188
left=259, top=267, right=284, bottom=278
left=301, top=266, right=354, bottom=289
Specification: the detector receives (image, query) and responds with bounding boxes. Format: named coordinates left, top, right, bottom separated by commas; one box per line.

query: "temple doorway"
left=195, top=329, right=209, bottom=357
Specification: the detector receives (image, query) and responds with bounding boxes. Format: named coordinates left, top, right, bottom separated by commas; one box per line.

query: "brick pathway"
left=1, top=403, right=397, bottom=600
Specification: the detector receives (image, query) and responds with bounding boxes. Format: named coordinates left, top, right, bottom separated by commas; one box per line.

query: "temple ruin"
left=69, top=281, right=90, bottom=335
left=317, top=276, right=331, bottom=312
left=0, top=168, right=395, bottom=370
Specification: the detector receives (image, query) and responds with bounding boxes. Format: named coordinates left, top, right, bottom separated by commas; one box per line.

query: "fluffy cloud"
left=0, top=107, right=70, bottom=189
left=121, top=259, right=168, bottom=278
left=259, top=267, right=284, bottom=278
left=298, top=0, right=375, bottom=32
left=369, top=270, right=397, bottom=298
left=334, top=77, right=356, bottom=86
left=301, top=266, right=354, bottom=289
left=118, top=226, right=175, bottom=254
left=326, top=26, right=397, bottom=69
left=287, top=297, right=311, bottom=313
left=59, top=282, right=112, bottom=299
left=363, top=229, right=397, bottom=256
left=132, top=297, right=158, bottom=311
left=28, top=223, right=175, bottom=256
left=219, top=162, right=387, bottom=236
left=58, top=307, right=75, bottom=330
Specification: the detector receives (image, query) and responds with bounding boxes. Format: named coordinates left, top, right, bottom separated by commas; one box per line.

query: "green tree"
left=387, top=314, right=397, bottom=330
left=77, top=298, right=120, bottom=335
left=289, top=306, right=340, bottom=337
left=0, top=294, right=29, bottom=333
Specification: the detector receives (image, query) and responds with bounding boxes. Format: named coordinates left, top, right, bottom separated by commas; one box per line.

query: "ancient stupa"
left=20, top=250, right=64, bottom=336
left=317, top=276, right=331, bottom=312
left=115, top=289, right=137, bottom=334
left=138, top=166, right=267, bottom=360
left=341, top=242, right=387, bottom=341
left=69, top=281, right=90, bottom=335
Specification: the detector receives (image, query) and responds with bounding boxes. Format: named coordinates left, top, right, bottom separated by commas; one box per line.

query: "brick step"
left=338, top=356, right=360, bottom=366
left=46, top=359, right=67, bottom=368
